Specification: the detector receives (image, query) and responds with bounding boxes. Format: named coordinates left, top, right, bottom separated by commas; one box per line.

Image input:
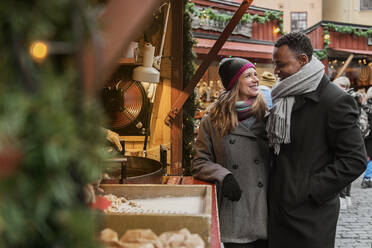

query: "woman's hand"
left=222, top=174, right=242, bottom=201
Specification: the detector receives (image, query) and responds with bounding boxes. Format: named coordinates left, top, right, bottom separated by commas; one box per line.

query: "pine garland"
left=183, top=0, right=198, bottom=175
left=187, top=2, right=284, bottom=34
left=315, top=23, right=372, bottom=60
left=0, top=1, right=106, bottom=247
left=325, top=23, right=372, bottom=37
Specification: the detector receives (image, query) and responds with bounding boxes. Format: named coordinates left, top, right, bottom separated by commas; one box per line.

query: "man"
left=266, top=32, right=367, bottom=248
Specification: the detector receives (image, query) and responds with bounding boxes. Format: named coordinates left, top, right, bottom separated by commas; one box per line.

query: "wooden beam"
left=170, top=0, right=183, bottom=175
left=164, top=0, right=253, bottom=125
left=82, top=0, right=163, bottom=96
left=334, top=54, right=354, bottom=79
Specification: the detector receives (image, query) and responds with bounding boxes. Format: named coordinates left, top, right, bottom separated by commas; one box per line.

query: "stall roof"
left=194, top=38, right=274, bottom=60
left=329, top=48, right=372, bottom=56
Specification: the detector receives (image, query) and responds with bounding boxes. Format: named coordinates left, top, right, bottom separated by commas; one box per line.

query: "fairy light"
left=273, top=27, right=280, bottom=34
left=201, top=9, right=207, bottom=19
left=324, top=34, right=330, bottom=40
left=30, top=41, right=48, bottom=61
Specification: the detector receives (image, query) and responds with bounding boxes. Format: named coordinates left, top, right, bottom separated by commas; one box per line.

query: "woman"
left=192, top=58, right=270, bottom=248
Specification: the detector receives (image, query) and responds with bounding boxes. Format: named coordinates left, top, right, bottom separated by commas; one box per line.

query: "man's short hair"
left=275, top=32, right=313, bottom=61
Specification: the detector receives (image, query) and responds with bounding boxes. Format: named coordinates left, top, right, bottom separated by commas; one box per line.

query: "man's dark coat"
left=268, top=75, right=367, bottom=248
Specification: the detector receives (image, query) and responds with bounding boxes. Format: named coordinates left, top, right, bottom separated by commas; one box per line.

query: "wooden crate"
left=100, top=184, right=212, bottom=247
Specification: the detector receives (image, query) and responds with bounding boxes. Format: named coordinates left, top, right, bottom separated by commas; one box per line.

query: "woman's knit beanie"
left=218, top=57, right=256, bottom=91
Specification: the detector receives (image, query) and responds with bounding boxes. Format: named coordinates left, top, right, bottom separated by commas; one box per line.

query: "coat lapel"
left=230, top=122, right=257, bottom=138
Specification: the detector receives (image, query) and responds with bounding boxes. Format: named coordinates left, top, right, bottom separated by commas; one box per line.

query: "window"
left=291, top=12, right=307, bottom=32
left=360, top=0, right=372, bottom=10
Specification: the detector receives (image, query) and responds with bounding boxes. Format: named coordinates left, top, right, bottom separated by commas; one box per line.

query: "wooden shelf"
left=119, top=136, right=147, bottom=142
left=118, top=58, right=140, bottom=65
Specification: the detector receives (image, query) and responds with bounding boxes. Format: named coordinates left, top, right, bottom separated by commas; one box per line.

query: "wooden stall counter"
left=167, top=176, right=221, bottom=248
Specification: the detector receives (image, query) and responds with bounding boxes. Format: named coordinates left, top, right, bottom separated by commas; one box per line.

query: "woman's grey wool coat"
left=192, top=115, right=270, bottom=243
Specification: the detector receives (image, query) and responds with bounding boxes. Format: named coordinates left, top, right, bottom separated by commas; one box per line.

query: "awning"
left=329, top=48, right=372, bottom=56
left=194, top=38, right=274, bottom=60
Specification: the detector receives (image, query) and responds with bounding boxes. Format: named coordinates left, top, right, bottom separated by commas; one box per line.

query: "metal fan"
left=102, top=80, right=149, bottom=135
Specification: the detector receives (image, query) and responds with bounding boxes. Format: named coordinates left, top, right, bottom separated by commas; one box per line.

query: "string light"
left=201, top=9, right=207, bottom=19
left=324, top=34, right=330, bottom=40
left=29, top=41, right=48, bottom=61
left=273, top=27, right=280, bottom=34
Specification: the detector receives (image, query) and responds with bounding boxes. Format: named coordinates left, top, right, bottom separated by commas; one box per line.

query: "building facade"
left=231, top=0, right=323, bottom=33
left=191, top=0, right=282, bottom=113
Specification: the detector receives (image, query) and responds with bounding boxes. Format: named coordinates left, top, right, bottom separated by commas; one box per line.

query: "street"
left=336, top=176, right=372, bottom=248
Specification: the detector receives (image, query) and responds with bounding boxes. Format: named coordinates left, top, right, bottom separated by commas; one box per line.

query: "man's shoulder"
left=319, top=75, right=350, bottom=103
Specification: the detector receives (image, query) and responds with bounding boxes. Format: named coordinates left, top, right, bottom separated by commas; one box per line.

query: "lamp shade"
left=133, top=43, right=160, bottom=83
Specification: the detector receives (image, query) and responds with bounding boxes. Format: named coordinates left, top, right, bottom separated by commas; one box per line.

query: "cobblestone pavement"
left=336, top=176, right=372, bottom=248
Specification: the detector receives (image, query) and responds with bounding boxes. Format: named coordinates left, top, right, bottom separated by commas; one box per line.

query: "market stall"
left=92, top=1, right=257, bottom=247
left=306, top=21, right=372, bottom=91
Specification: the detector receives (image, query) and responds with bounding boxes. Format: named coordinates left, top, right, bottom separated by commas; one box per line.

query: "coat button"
left=257, top=182, right=264, bottom=188
left=229, top=139, right=235, bottom=144
left=254, top=159, right=260, bottom=164
left=232, top=164, right=239, bottom=169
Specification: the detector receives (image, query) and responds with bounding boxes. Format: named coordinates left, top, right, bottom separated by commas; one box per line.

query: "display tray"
left=100, top=184, right=212, bottom=247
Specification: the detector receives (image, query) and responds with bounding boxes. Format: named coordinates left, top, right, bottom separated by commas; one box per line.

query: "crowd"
left=191, top=32, right=369, bottom=248
left=332, top=76, right=372, bottom=209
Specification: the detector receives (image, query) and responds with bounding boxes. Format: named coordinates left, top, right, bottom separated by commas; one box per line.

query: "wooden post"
left=322, top=57, right=329, bottom=76
left=334, top=54, right=354, bottom=80
left=170, top=0, right=183, bottom=175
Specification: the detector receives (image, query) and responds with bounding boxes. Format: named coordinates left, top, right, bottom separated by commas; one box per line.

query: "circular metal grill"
left=110, top=80, right=144, bottom=129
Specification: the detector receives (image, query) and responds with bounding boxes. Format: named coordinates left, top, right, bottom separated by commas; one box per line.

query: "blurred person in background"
left=333, top=76, right=365, bottom=208
left=361, top=87, right=372, bottom=188
left=259, top=71, right=276, bottom=88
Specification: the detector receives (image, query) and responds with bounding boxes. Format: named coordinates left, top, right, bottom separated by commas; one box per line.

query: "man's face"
left=273, top=45, right=303, bottom=81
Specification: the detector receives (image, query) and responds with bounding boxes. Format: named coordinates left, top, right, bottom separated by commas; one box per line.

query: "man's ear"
left=298, top=53, right=309, bottom=66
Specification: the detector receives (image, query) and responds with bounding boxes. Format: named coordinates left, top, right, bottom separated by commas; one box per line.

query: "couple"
left=192, top=32, right=367, bottom=248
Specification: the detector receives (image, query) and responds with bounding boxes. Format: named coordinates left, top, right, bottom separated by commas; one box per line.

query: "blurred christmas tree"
left=0, top=1, right=106, bottom=247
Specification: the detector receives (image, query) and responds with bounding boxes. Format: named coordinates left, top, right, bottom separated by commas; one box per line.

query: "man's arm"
left=309, top=93, right=367, bottom=205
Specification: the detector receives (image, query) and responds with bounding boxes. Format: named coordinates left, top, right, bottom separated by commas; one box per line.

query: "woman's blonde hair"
left=208, top=82, right=267, bottom=137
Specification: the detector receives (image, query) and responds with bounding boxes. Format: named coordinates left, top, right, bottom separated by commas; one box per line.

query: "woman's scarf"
left=266, top=56, right=325, bottom=154
left=236, top=98, right=255, bottom=121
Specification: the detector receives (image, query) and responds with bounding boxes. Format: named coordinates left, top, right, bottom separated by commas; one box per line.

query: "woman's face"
left=238, top=67, right=259, bottom=101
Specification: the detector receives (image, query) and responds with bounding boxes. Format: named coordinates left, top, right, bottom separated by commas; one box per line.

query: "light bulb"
left=30, top=41, right=48, bottom=61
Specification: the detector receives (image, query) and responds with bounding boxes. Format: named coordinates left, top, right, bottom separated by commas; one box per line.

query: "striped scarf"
left=266, top=56, right=324, bottom=154
left=236, top=98, right=255, bottom=121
